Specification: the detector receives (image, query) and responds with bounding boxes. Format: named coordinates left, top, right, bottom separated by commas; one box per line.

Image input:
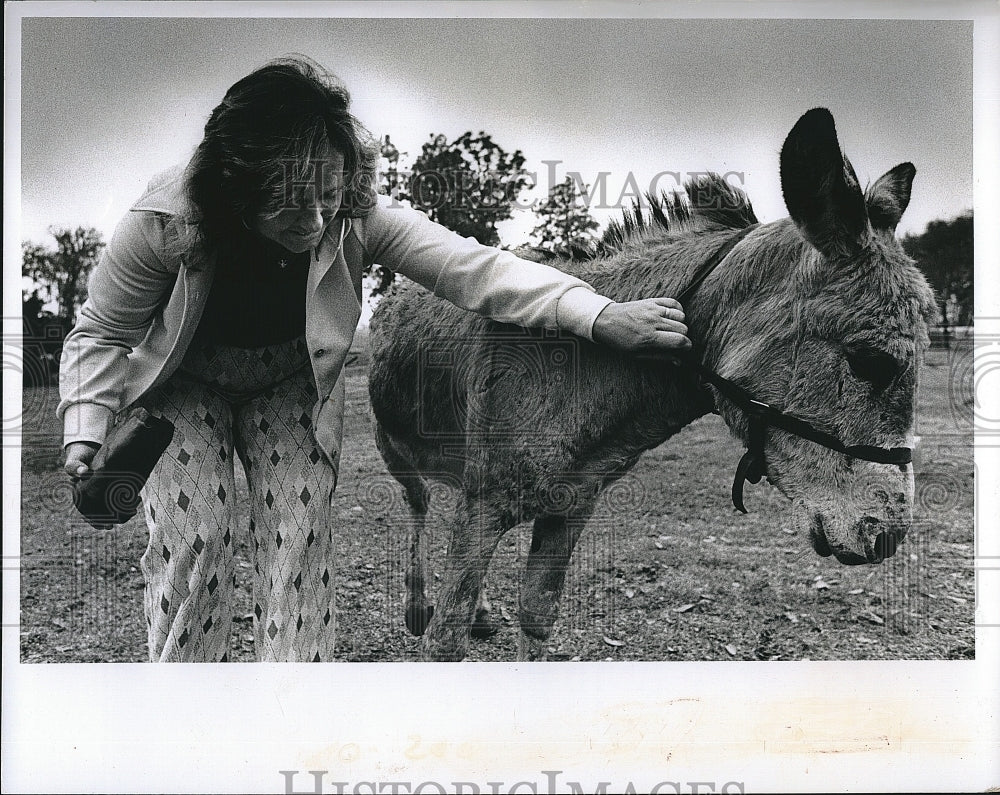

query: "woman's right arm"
left=58, top=209, right=177, bottom=475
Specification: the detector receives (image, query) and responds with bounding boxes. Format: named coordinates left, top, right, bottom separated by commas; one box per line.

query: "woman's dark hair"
left=173, top=55, right=379, bottom=254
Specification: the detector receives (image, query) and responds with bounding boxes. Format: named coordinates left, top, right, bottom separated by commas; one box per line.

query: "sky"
left=17, top=15, right=973, bottom=256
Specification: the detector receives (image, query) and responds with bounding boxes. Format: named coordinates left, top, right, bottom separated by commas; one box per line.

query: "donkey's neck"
left=557, top=223, right=796, bottom=455
left=682, top=221, right=805, bottom=379
left=575, top=221, right=796, bottom=368
left=571, top=216, right=804, bottom=450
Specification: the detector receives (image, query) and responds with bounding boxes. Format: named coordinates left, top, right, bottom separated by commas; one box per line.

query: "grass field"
left=18, top=344, right=975, bottom=662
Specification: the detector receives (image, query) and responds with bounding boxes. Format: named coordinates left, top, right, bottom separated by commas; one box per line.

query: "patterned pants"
left=138, top=337, right=337, bottom=662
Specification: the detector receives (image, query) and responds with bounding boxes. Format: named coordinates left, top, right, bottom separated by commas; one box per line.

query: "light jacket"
left=57, top=166, right=612, bottom=471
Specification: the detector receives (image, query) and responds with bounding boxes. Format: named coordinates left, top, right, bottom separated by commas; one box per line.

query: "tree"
left=408, top=131, right=529, bottom=246
left=22, top=226, right=105, bottom=325
left=368, top=130, right=530, bottom=298
left=369, top=135, right=410, bottom=298
left=528, top=176, right=600, bottom=256
left=902, top=212, right=974, bottom=327
left=377, top=133, right=409, bottom=206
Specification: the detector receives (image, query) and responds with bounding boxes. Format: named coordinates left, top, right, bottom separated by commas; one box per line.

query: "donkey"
left=368, top=108, right=936, bottom=661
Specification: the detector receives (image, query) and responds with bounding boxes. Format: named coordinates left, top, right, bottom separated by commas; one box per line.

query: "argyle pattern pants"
left=138, top=337, right=337, bottom=662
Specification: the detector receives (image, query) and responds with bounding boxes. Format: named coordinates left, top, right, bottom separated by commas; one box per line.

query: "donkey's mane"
left=587, top=173, right=759, bottom=260
left=514, top=173, right=763, bottom=302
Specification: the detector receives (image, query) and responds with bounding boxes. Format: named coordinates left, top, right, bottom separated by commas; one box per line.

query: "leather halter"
left=673, top=225, right=913, bottom=513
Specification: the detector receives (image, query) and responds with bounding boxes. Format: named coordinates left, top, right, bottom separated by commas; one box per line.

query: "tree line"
left=901, top=212, right=973, bottom=328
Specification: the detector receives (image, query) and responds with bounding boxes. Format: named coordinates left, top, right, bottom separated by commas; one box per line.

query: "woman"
left=58, top=57, right=691, bottom=662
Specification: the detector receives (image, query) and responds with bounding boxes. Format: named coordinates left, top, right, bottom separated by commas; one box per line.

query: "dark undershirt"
left=195, top=235, right=311, bottom=348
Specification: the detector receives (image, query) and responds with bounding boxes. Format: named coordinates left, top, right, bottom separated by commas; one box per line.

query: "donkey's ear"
left=865, top=162, right=915, bottom=232
left=780, top=108, right=870, bottom=257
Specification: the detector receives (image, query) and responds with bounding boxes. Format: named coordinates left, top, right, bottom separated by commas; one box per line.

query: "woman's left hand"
left=591, top=298, right=691, bottom=354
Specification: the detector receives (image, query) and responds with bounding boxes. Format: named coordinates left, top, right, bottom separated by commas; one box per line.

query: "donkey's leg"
left=421, top=494, right=509, bottom=661
left=374, top=423, right=435, bottom=636
left=471, top=589, right=499, bottom=639
left=518, top=508, right=594, bottom=662
left=402, top=478, right=434, bottom=636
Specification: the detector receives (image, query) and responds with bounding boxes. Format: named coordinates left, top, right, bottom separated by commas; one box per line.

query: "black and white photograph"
left=4, top=2, right=998, bottom=793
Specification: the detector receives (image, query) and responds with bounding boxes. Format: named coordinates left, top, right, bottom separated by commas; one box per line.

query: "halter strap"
left=676, top=224, right=760, bottom=307
left=674, top=226, right=913, bottom=513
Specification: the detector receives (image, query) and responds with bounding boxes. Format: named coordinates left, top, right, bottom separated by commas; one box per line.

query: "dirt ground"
left=18, top=344, right=975, bottom=662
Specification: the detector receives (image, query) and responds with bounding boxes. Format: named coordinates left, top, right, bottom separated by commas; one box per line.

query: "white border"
left=4, top=2, right=998, bottom=793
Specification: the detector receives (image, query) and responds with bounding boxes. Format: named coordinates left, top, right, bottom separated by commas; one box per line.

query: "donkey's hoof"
left=470, top=607, right=500, bottom=640
left=405, top=604, right=434, bottom=636
left=517, top=631, right=548, bottom=662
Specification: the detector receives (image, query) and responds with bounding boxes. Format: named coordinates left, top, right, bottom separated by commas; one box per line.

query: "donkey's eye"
left=845, top=345, right=902, bottom=391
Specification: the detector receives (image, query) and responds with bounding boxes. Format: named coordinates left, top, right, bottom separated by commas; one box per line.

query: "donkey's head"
left=709, top=108, right=936, bottom=565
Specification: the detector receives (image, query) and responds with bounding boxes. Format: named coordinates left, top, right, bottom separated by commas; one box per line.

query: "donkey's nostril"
left=874, top=531, right=897, bottom=562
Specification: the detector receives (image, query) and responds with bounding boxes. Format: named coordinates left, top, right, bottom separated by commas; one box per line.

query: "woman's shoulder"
left=129, top=164, right=193, bottom=218
left=349, top=194, right=435, bottom=241
left=118, top=164, right=204, bottom=270
left=96, top=165, right=196, bottom=273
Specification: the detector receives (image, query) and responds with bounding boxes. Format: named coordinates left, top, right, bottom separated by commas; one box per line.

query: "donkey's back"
left=370, top=272, right=694, bottom=499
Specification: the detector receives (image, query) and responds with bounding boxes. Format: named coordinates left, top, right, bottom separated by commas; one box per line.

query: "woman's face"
left=254, top=149, right=346, bottom=253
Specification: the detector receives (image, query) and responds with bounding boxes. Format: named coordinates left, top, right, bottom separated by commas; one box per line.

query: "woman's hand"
left=64, top=441, right=101, bottom=480
left=591, top=298, right=692, bottom=355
